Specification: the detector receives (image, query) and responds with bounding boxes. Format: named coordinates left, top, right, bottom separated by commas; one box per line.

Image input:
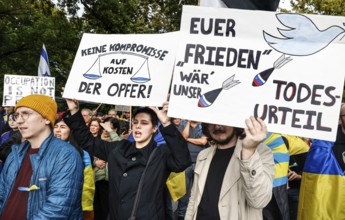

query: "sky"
left=279, top=0, right=293, bottom=10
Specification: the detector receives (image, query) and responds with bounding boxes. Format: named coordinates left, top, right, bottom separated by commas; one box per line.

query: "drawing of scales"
left=83, top=51, right=151, bottom=83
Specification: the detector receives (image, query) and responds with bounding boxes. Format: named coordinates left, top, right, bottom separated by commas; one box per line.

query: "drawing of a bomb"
left=252, top=54, right=291, bottom=86
left=198, top=74, right=240, bottom=107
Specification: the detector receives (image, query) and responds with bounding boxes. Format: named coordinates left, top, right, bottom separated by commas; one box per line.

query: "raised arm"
left=63, top=98, right=122, bottom=161
left=150, top=102, right=192, bottom=172
left=239, top=117, right=274, bottom=208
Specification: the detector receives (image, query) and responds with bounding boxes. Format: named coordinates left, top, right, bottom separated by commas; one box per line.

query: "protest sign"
left=63, top=32, right=178, bottom=107
left=115, top=105, right=131, bottom=112
left=3, top=74, right=55, bottom=106
left=168, top=6, right=345, bottom=141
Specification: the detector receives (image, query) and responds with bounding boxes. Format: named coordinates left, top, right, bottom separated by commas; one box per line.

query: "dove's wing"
left=276, top=14, right=316, bottom=30
left=276, top=13, right=319, bottom=39
left=263, top=14, right=317, bottom=42
left=263, top=31, right=286, bottom=44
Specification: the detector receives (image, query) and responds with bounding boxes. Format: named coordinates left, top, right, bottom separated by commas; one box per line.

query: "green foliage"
left=0, top=0, right=81, bottom=101
left=0, top=0, right=198, bottom=104
left=289, top=0, right=345, bottom=16
left=59, top=0, right=198, bottom=33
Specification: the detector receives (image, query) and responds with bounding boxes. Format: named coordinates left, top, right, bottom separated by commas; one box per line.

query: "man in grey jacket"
left=185, top=117, right=274, bottom=220
left=0, top=94, right=83, bottom=219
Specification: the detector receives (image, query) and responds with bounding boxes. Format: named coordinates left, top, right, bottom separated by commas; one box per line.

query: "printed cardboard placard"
left=63, top=32, right=178, bottom=107
left=168, top=5, right=345, bottom=141
left=3, top=74, right=55, bottom=106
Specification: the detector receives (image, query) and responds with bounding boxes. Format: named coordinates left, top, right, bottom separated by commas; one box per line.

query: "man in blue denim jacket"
left=0, top=94, right=83, bottom=219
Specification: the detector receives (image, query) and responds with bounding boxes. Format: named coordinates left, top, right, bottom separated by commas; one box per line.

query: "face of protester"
left=340, top=105, right=345, bottom=132
left=132, top=113, right=157, bottom=148
left=53, top=120, right=71, bottom=141
left=108, top=110, right=117, bottom=118
left=102, top=121, right=115, bottom=137
left=172, top=118, right=182, bottom=126
left=90, top=120, right=101, bottom=137
left=15, top=107, right=51, bottom=143
left=207, top=124, right=237, bottom=146
left=124, top=112, right=130, bottom=119
left=4, top=106, right=13, bottom=115
left=8, top=115, right=18, bottom=130
left=81, top=110, right=92, bottom=124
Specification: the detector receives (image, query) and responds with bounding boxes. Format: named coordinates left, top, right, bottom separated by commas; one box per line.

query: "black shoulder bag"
left=128, top=147, right=158, bottom=220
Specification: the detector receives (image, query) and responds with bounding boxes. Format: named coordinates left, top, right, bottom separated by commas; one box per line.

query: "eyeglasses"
left=13, top=112, right=33, bottom=121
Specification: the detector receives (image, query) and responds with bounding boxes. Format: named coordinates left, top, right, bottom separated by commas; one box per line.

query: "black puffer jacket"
left=65, top=111, right=191, bottom=220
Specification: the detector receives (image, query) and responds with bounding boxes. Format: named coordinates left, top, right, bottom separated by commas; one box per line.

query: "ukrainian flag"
left=298, top=140, right=345, bottom=220
left=264, top=132, right=290, bottom=188
left=263, top=133, right=290, bottom=219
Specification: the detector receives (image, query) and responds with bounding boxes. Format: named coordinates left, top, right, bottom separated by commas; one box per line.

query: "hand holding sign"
left=62, top=87, right=80, bottom=115
left=241, top=117, right=267, bottom=160
left=149, top=101, right=171, bottom=127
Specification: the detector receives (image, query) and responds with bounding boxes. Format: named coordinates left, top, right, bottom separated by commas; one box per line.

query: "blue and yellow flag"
left=263, top=133, right=290, bottom=219
left=298, top=140, right=345, bottom=220
left=264, top=132, right=290, bottom=187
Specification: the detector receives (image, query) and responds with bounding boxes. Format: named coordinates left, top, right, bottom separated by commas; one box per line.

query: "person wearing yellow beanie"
left=14, top=94, right=57, bottom=129
left=0, top=94, right=84, bottom=219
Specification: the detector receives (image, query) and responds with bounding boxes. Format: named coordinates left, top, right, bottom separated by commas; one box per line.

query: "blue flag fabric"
left=38, top=44, right=51, bottom=77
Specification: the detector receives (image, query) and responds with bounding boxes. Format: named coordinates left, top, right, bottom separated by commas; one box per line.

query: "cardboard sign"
left=63, top=32, right=178, bottom=107
left=3, top=75, right=55, bottom=106
left=115, top=105, right=131, bottom=112
left=168, top=6, right=345, bottom=141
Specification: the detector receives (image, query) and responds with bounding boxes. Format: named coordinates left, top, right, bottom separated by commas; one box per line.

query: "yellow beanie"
left=15, top=94, right=57, bottom=128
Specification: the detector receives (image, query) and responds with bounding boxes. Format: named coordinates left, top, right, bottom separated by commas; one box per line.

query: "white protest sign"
left=115, top=105, right=131, bottom=112
left=3, top=75, right=55, bottom=106
left=63, top=32, right=178, bottom=107
left=169, top=6, right=345, bottom=141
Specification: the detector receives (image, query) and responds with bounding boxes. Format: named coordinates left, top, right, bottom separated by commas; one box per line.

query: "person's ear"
left=45, top=119, right=51, bottom=126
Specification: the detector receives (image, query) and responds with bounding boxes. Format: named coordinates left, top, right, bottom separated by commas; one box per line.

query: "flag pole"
left=129, top=106, right=132, bottom=131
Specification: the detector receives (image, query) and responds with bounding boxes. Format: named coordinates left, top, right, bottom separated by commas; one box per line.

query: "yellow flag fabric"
left=82, top=151, right=95, bottom=211
left=166, top=171, right=186, bottom=202
left=281, top=135, right=309, bottom=156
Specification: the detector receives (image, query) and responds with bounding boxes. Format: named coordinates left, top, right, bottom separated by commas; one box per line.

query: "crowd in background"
left=0, top=100, right=316, bottom=220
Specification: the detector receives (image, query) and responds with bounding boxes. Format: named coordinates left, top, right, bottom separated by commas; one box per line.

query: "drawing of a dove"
left=252, top=13, right=345, bottom=87
left=263, top=13, right=345, bottom=56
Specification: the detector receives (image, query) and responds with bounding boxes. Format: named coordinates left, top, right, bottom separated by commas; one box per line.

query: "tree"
left=0, top=0, right=198, bottom=103
left=288, top=0, right=345, bottom=15
left=57, top=0, right=198, bottom=33
left=0, top=0, right=81, bottom=100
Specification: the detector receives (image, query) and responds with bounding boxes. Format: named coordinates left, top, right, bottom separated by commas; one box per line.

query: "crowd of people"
left=0, top=94, right=343, bottom=220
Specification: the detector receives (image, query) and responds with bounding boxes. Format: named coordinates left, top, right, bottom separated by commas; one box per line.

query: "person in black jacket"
left=64, top=99, right=191, bottom=220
